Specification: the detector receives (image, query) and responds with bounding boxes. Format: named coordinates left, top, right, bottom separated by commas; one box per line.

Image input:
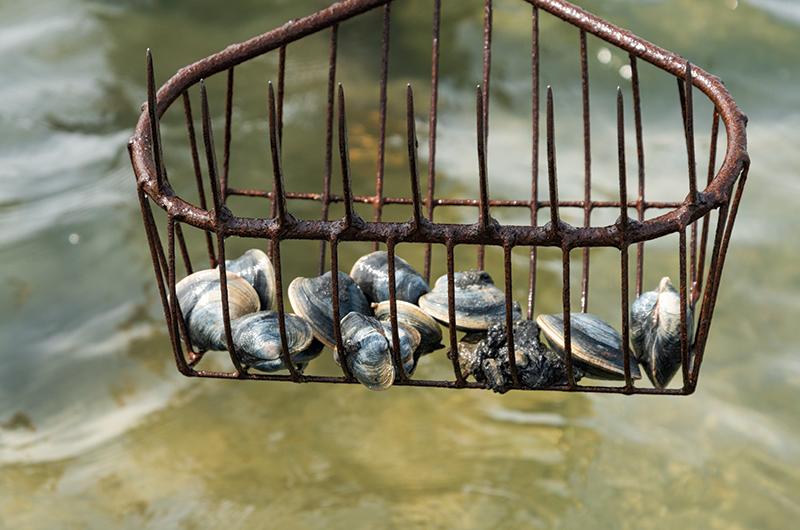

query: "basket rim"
left=129, top=0, right=748, bottom=249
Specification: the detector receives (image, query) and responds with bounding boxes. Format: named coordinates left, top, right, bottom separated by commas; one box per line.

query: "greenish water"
left=1, top=0, right=799, bottom=528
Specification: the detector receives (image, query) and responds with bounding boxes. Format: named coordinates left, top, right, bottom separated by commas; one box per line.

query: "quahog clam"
left=471, top=320, right=579, bottom=393
left=380, top=321, right=420, bottom=376
left=372, top=300, right=443, bottom=356
left=418, top=270, right=521, bottom=331
left=220, top=248, right=276, bottom=311
left=349, top=251, right=429, bottom=304
left=287, top=271, right=370, bottom=348
left=175, top=269, right=260, bottom=352
left=339, top=312, right=395, bottom=390
left=631, top=276, right=693, bottom=389
left=536, top=313, right=641, bottom=381
left=231, top=311, right=322, bottom=373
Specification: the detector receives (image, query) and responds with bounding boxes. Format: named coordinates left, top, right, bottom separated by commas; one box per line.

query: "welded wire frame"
left=129, top=0, right=749, bottom=395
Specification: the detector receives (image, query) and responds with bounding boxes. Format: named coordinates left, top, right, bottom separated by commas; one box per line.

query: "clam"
left=536, top=313, right=641, bottom=381
left=418, top=270, right=521, bottom=331
left=175, top=269, right=260, bottom=352
left=472, top=320, right=579, bottom=393
left=287, top=271, right=371, bottom=348
left=380, top=321, right=420, bottom=375
left=231, top=311, right=323, bottom=373
left=340, top=312, right=395, bottom=390
left=349, top=251, right=429, bottom=304
left=372, top=300, right=443, bottom=356
left=631, top=276, right=693, bottom=389
left=220, top=248, right=276, bottom=311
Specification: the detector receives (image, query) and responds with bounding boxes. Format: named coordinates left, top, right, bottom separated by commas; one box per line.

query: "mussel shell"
left=340, top=312, right=395, bottom=390
left=349, top=251, right=429, bottom=304
left=372, top=300, right=443, bottom=356
left=418, top=270, right=521, bottom=331
left=631, top=277, right=693, bottom=388
left=231, top=311, right=322, bottom=372
left=287, top=271, right=371, bottom=348
left=221, top=249, right=276, bottom=311
left=536, top=313, right=641, bottom=380
left=380, top=321, right=420, bottom=375
left=175, top=269, right=260, bottom=352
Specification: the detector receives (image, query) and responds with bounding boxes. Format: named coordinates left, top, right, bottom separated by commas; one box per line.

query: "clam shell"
left=380, top=321, right=420, bottom=375
left=221, top=249, right=276, bottom=311
left=349, top=251, right=429, bottom=304
left=231, top=311, right=322, bottom=372
left=536, top=313, right=641, bottom=381
left=340, top=312, right=394, bottom=390
left=175, top=269, right=260, bottom=352
left=372, top=300, right=443, bottom=356
left=418, top=270, right=521, bottom=331
left=287, top=271, right=371, bottom=348
left=631, top=277, right=693, bottom=388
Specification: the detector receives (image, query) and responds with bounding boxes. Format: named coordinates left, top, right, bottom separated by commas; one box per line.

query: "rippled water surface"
left=1, top=0, right=799, bottom=528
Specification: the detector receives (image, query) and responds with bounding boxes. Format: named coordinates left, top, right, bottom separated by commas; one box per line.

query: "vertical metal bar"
left=547, top=86, right=575, bottom=387
left=683, top=62, right=698, bottom=204
left=616, top=88, right=633, bottom=389
left=691, top=161, right=748, bottom=385
left=166, top=216, right=190, bottom=374
left=579, top=29, right=592, bottom=313
left=221, top=67, right=234, bottom=202
left=630, top=55, right=645, bottom=296
left=174, top=223, right=193, bottom=275
left=372, top=3, right=391, bottom=249
left=679, top=229, right=689, bottom=388
left=386, top=240, right=407, bottom=381
left=338, top=84, right=354, bottom=230
left=477, top=0, right=492, bottom=269
left=424, top=0, right=441, bottom=282
left=199, top=80, right=243, bottom=374
left=319, top=25, right=338, bottom=274
left=271, top=239, right=301, bottom=380
left=446, top=241, right=466, bottom=385
left=476, top=86, right=490, bottom=232
left=503, top=244, right=520, bottom=386
left=277, top=45, right=286, bottom=146
left=406, top=84, right=422, bottom=229
left=546, top=87, right=560, bottom=228
left=527, top=5, right=540, bottom=320
left=146, top=49, right=165, bottom=191
left=695, top=110, right=720, bottom=302
left=182, top=91, right=217, bottom=267
left=268, top=82, right=288, bottom=223
left=329, top=241, right=354, bottom=380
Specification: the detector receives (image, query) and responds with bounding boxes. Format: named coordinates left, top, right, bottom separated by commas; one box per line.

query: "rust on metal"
left=129, top=0, right=748, bottom=395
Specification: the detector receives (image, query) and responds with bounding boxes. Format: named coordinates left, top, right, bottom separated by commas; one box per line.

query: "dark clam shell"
left=471, top=320, right=579, bottom=393
left=175, top=269, right=260, bottom=352
left=631, top=277, right=693, bottom=389
left=340, top=312, right=395, bottom=390
left=372, top=300, right=443, bottom=356
left=221, top=248, right=276, bottom=311
left=536, top=313, right=641, bottom=381
left=231, top=311, right=322, bottom=373
left=349, top=251, right=429, bottom=304
left=287, top=271, right=371, bottom=348
left=418, top=270, right=521, bottom=331
left=380, top=322, right=419, bottom=376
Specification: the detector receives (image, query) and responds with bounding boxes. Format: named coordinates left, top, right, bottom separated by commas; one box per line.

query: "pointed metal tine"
left=337, top=83, right=354, bottom=229
left=406, top=84, right=423, bottom=229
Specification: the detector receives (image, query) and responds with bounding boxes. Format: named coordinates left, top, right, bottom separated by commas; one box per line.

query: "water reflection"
left=1, top=0, right=799, bottom=527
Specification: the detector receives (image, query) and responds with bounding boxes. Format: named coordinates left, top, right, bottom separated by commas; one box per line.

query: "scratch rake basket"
left=128, top=0, right=749, bottom=395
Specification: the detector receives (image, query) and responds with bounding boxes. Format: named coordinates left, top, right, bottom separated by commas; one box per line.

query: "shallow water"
left=1, top=0, right=799, bottom=528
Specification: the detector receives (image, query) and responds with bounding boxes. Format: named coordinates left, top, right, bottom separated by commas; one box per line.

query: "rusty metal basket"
left=128, top=0, right=749, bottom=395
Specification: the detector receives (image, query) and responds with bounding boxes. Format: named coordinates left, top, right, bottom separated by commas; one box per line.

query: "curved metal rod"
left=129, top=0, right=747, bottom=250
